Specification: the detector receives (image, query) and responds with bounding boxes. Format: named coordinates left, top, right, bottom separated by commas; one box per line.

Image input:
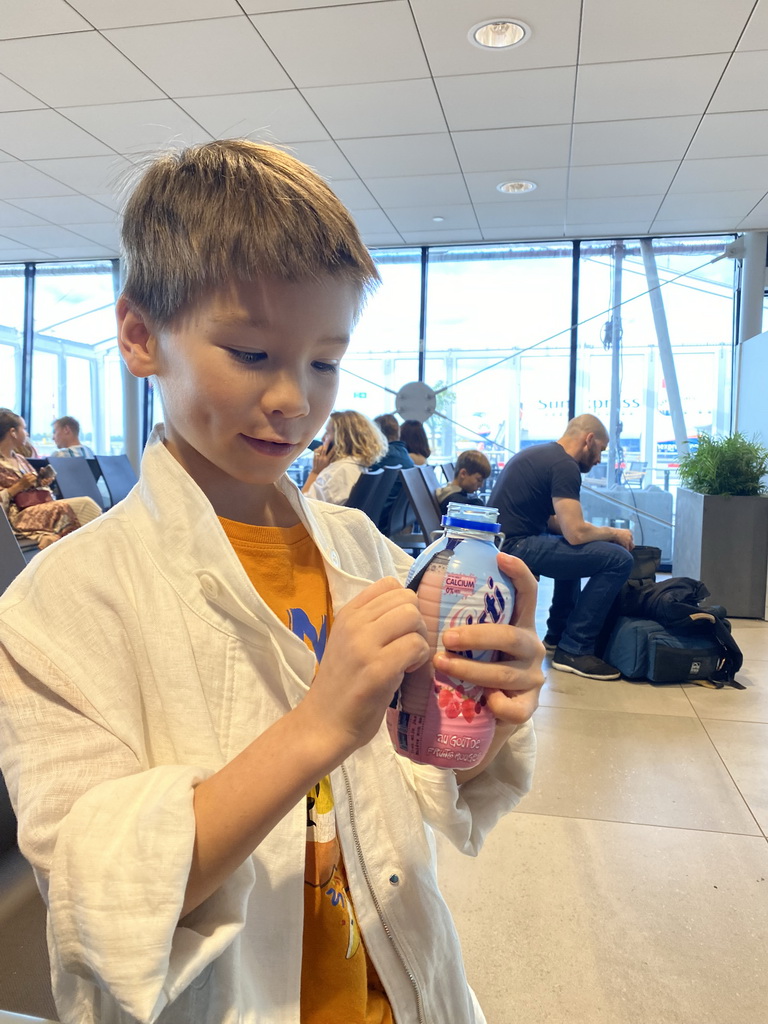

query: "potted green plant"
left=673, top=432, right=768, bottom=617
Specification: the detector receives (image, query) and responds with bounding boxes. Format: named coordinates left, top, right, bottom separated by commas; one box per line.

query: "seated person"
left=371, top=414, right=414, bottom=532
left=0, top=409, right=101, bottom=550
left=399, top=419, right=431, bottom=466
left=435, top=450, right=491, bottom=516
left=490, top=414, right=634, bottom=680
left=301, top=409, right=387, bottom=505
left=50, top=415, right=96, bottom=458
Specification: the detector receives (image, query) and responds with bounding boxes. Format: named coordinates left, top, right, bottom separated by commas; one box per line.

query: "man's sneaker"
left=551, top=647, right=621, bottom=680
left=542, top=633, right=560, bottom=652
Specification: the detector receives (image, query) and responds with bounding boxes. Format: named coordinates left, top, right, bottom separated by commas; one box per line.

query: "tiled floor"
left=437, top=579, right=768, bottom=1024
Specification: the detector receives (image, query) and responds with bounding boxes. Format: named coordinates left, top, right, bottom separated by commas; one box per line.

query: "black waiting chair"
left=0, top=507, right=29, bottom=593
left=391, top=467, right=443, bottom=549
left=47, top=458, right=105, bottom=510
left=440, top=461, right=456, bottom=484
left=95, top=455, right=139, bottom=506
left=345, top=467, right=399, bottom=528
left=417, top=464, right=443, bottom=515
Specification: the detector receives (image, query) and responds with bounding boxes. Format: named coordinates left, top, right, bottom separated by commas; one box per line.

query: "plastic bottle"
left=386, top=503, right=516, bottom=770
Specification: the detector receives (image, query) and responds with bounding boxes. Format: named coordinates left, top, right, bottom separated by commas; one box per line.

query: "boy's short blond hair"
left=456, top=450, right=491, bottom=479
left=120, top=139, right=380, bottom=326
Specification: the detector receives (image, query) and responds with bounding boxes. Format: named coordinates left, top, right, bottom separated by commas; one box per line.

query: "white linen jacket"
left=0, top=430, right=536, bottom=1024
left=304, top=455, right=364, bottom=504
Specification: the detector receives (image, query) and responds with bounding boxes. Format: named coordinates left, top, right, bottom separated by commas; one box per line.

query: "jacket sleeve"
left=0, top=631, right=255, bottom=1024
left=402, top=721, right=536, bottom=854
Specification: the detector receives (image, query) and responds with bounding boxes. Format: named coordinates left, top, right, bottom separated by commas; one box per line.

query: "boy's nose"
left=264, top=373, right=311, bottom=418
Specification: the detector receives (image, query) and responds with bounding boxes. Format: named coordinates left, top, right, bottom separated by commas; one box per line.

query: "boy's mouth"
left=241, top=435, right=299, bottom=458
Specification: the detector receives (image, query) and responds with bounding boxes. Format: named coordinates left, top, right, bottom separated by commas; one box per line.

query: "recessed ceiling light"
left=497, top=180, right=537, bottom=194
left=469, top=19, right=530, bottom=50
left=432, top=216, right=445, bottom=222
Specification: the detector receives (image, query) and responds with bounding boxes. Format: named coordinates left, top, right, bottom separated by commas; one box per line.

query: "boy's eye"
left=312, top=361, right=338, bottom=374
left=228, top=349, right=266, bottom=367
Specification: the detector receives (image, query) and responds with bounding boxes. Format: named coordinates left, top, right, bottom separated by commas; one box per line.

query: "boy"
left=435, top=450, right=492, bottom=516
left=0, top=141, right=543, bottom=1024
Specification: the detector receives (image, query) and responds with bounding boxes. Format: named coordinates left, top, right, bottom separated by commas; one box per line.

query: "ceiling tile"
left=26, top=155, right=133, bottom=193
left=90, top=193, right=122, bottom=212
left=436, top=67, right=576, bottom=131
left=0, top=150, right=15, bottom=162
left=0, top=0, right=92, bottom=38
left=302, top=80, right=446, bottom=139
left=0, top=201, right=48, bottom=229
left=709, top=50, right=768, bottom=112
left=738, top=195, right=768, bottom=228
left=564, top=223, right=653, bottom=240
left=363, top=174, right=470, bottom=208
left=575, top=54, right=729, bottom=121
left=655, top=190, right=765, bottom=220
left=0, top=161, right=76, bottom=199
left=67, top=0, right=243, bottom=29
left=566, top=195, right=664, bottom=224
left=43, top=245, right=117, bottom=258
left=350, top=210, right=398, bottom=235
left=0, top=32, right=163, bottom=107
left=62, top=100, right=213, bottom=155
left=176, top=90, right=329, bottom=143
left=326, top=179, right=377, bottom=209
left=0, top=110, right=112, bottom=160
left=650, top=218, right=741, bottom=234
left=0, top=75, right=46, bottom=113
left=482, top=225, right=566, bottom=241
left=64, top=223, right=121, bottom=247
left=687, top=111, right=768, bottom=159
left=401, top=229, right=482, bottom=244
left=242, top=0, right=383, bottom=10
left=337, top=134, right=460, bottom=178
left=568, top=162, right=679, bottom=199
left=1, top=224, right=100, bottom=248
left=474, top=200, right=567, bottom=229
left=8, top=196, right=117, bottom=224
left=670, top=155, right=768, bottom=192
left=411, top=0, right=580, bottom=76
left=252, top=2, right=429, bottom=87
left=361, top=232, right=406, bottom=247
left=737, top=2, right=768, bottom=50
left=105, top=18, right=292, bottom=97
left=571, top=117, right=700, bottom=166
left=0, top=244, right=54, bottom=259
left=385, top=205, right=479, bottom=233
left=580, top=0, right=753, bottom=62
left=281, top=141, right=356, bottom=180
left=452, top=125, right=571, bottom=173
left=464, top=168, right=568, bottom=205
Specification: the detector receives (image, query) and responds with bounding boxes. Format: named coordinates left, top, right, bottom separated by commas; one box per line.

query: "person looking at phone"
left=301, top=409, right=388, bottom=505
left=0, top=408, right=101, bottom=550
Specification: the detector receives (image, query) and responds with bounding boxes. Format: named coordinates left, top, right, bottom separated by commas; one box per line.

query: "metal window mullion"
left=20, top=262, right=36, bottom=425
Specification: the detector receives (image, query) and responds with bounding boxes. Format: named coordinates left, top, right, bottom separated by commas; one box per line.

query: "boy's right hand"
left=306, top=577, right=429, bottom=757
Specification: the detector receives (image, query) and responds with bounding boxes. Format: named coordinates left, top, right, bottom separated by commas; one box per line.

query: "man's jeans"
left=508, top=534, right=634, bottom=656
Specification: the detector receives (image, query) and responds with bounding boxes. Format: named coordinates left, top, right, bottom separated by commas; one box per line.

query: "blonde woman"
left=302, top=409, right=388, bottom=505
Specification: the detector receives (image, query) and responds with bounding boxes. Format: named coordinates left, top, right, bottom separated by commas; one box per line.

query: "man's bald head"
left=563, top=415, right=609, bottom=444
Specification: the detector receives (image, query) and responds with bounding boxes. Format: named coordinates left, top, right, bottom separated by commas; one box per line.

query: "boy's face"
left=125, top=276, right=358, bottom=513
left=457, top=468, right=486, bottom=494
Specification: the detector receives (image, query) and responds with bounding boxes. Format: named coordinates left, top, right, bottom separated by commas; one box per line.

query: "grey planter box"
left=673, top=488, right=768, bottom=618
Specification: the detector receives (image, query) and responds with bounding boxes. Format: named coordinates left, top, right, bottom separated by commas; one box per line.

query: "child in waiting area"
left=0, top=141, right=543, bottom=1024
left=435, top=450, right=492, bottom=517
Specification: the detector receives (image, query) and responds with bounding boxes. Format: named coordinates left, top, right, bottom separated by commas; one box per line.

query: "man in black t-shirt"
left=490, top=414, right=634, bottom=680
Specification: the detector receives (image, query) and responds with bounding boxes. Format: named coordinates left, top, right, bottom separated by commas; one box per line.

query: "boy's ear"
left=116, top=296, right=160, bottom=378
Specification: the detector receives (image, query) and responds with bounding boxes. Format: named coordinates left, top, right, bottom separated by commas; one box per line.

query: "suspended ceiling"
left=0, top=0, right=767, bottom=262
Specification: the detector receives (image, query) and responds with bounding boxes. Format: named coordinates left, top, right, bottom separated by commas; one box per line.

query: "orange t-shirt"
left=220, top=517, right=393, bottom=1024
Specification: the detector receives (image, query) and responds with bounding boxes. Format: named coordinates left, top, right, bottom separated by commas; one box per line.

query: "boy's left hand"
left=434, top=553, right=545, bottom=727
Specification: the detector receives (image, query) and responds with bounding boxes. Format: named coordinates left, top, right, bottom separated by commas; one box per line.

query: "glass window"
left=30, top=261, right=121, bottom=454
left=0, top=265, right=26, bottom=413
left=424, top=243, right=574, bottom=487
left=339, top=249, right=422, bottom=421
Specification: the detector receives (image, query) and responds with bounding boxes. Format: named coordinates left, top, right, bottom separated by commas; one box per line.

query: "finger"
left=495, top=553, right=538, bottom=628
left=344, top=576, right=404, bottom=611
left=434, top=649, right=544, bottom=693
left=441, top=622, right=542, bottom=661
left=485, top=686, right=540, bottom=725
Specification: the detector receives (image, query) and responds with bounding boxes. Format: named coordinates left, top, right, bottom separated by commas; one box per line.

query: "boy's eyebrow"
left=210, top=312, right=350, bottom=344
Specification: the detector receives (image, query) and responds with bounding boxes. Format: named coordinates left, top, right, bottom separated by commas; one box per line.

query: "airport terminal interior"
left=2, top=1, right=768, bottom=1022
